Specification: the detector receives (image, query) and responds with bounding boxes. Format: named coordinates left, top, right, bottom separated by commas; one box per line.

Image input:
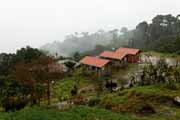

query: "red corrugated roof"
left=99, top=51, right=126, bottom=60
left=116, top=48, right=140, bottom=55
left=80, top=56, right=110, bottom=68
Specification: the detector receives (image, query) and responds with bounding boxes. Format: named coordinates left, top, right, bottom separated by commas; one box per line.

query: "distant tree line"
left=41, top=29, right=129, bottom=57
left=127, top=14, right=180, bottom=54
left=42, top=14, right=180, bottom=57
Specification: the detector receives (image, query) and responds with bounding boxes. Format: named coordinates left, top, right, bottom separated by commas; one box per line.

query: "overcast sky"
left=0, top=0, right=179, bottom=53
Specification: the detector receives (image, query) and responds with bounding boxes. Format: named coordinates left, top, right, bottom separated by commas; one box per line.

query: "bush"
left=2, top=97, right=29, bottom=112
left=100, top=94, right=115, bottom=110
left=88, top=97, right=101, bottom=106
left=164, top=83, right=178, bottom=90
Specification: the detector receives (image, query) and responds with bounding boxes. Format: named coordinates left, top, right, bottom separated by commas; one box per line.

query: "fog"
left=0, top=0, right=180, bottom=53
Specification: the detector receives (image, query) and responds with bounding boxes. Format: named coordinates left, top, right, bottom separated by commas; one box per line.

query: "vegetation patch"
left=0, top=106, right=137, bottom=120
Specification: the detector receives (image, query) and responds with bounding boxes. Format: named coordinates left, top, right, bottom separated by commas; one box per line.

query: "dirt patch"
left=78, top=85, right=96, bottom=94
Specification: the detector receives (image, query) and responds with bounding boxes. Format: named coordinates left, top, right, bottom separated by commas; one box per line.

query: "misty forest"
left=41, top=14, right=180, bottom=57
left=0, top=14, right=180, bottom=120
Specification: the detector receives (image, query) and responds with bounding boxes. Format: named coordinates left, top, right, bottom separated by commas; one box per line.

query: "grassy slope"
left=122, top=84, right=180, bottom=120
left=52, top=64, right=139, bottom=102
left=52, top=68, right=97, bottom=102
left=1, top=83, right=180, bottom=120
left=101, top=84, right=180, bottom=119
left=0, top=106, right=137, bottom=120
left=51, top=65, right=180, bottom=120
left=1, top=59, right=180, bottom=120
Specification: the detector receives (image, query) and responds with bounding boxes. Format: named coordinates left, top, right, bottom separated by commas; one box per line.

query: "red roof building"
left=80, top=56, right=111, bottom=77
left=116, top=48, right=140, bottom=55
left=80, top=56, right=110, bottom=68
left=99, top=51, right=128, bottom=68
left=99, top=51, right=126, bottom=60
left=116, top=48, right=140, bottom=63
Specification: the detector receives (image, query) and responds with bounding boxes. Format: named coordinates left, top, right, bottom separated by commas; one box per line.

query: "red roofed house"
left=99, top=51, right=127, bottom=68
left=116, top=48, right=141, bottom=63
left=80, top=56, right=111, bottom=77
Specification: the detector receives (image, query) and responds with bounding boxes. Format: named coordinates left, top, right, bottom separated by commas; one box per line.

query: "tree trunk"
left=110, top=80, right=113, bottom=93
left=47, top=79, right=50, bottom=105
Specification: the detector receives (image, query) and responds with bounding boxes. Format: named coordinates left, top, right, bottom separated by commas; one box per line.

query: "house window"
left=102, top=67, right=105, bottom=71
left=124, top=57, right=127, bottom=62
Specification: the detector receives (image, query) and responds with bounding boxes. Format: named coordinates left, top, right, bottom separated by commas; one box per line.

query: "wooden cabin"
left=99, top=51, right=127, bottom=68
left=79, top=56, right=111, bottom=77
left=116, top=48, right=141, bottom=63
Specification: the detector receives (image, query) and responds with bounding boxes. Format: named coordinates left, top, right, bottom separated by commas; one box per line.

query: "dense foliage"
left=0, top=46, right=61, bottom=111
left=130, top=14, right=180, bottom=54
left=139, top=59, right=180, bottom=86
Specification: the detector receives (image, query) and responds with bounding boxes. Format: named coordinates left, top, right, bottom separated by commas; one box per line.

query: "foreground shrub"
left=100, top=94, right=115, bottom=109
left=163, top=83, right=178, bottom=90
left=88, top=97, right=101, bottom=106
left=2, top=97, right=29, bottom=112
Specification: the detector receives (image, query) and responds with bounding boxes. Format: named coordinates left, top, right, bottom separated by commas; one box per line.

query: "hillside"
left=1, top=52, right=179, bottom=120
left=1, top=83, right=180, bottom=120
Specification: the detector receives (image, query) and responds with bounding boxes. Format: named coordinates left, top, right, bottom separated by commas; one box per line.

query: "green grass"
left=53, top=78, right=75, bottom=101
left=115, top=83, right=180, bottom=120
left=125, top=83, right=180, bottom=97
left=0, top=106, right=137, bottom=120
left=2, top=81, right=180, bottom=120
left=87, top=83, right=180, bottom=120
left=99, top=92, right=129, bottom=105
left=52, top=69, right=96, bottom=102
left=137, top=106, right=180, bottom=120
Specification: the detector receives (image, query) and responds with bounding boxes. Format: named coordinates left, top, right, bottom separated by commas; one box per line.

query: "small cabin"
left=116, top=48, right=141, bottom=63
left=79, top=56, right=111, bottom=77
left=99, top=51, right=127, bottom=68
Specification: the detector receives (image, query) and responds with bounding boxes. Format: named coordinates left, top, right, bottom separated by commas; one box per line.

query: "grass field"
left=0, top=106, right=137, bottom=120
left=52, top=69, right=97, bottom=102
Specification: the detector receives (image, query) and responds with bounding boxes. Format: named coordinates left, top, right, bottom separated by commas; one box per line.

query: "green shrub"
left=88, top=97, right=101, bottom=106
left=164, top=83, right=178, bottom=90
left=100, top=94, right=115, bottom=109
